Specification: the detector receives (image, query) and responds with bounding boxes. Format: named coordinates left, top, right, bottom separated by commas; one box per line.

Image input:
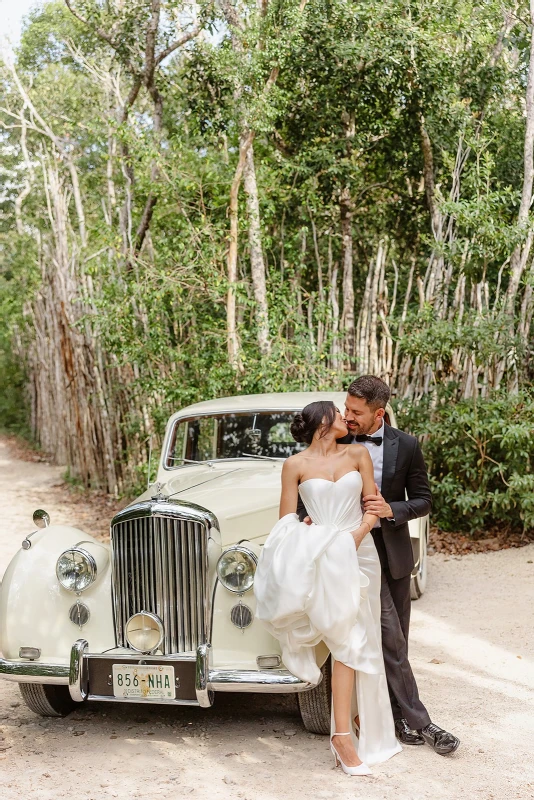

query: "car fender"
left=210, top=539, right=330, bottom=673
left=0, top=525, right=115, bottom=662
left=210, top=539, right=283, bottom=669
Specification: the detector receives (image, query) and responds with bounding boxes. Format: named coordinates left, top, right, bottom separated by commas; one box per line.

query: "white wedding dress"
left=254, top=470, right=402, bottom=766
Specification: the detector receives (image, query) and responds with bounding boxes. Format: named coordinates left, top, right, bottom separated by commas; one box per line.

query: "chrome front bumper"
left=0, top=641, right=317, bottom=706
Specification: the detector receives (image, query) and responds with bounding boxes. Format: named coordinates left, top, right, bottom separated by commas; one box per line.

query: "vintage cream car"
left=0, top=392, right=428, bottom=733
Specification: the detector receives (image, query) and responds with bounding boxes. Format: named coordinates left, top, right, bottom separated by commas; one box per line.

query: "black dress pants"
left=372, top=530, right=431, bottom=730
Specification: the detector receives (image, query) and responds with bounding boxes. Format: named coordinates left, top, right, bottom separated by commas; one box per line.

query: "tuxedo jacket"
left=296, top=423, right=432, bottom=580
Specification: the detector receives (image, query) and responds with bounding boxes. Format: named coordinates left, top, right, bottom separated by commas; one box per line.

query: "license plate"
left=112, top=664, right=175, bottom=699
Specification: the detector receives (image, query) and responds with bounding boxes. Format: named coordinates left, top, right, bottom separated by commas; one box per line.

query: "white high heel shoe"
left=330, top=732, right=372, bottom=776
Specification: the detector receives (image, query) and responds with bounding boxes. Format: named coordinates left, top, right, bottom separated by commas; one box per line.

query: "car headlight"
left=56, top=548, right=97, bottom=593
left=125, top=611, right=164, bottom=652
left=217, top=546, right=257, bottom=593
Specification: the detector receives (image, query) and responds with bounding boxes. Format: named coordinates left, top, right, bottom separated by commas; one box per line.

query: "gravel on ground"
left=0, top=437, right=533, bottom=800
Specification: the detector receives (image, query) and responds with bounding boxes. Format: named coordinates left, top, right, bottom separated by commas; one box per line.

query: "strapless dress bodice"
left=298, top=470, right=363, bottom=533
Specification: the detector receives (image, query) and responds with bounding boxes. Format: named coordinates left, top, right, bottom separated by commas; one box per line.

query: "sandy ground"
left=0, top=438, right=533, bottom=800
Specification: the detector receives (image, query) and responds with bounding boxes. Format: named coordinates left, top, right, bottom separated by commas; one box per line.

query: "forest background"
left=1, top=0, right=534, bottom=536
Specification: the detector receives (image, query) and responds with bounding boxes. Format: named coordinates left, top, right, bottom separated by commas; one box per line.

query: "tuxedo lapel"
left=381, top=423, right=399, bottom=499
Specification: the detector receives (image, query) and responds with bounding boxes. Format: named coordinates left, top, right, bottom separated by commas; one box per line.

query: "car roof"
left=171, top=392, right=348, bottom=420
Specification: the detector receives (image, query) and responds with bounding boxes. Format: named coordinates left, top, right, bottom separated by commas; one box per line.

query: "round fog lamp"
left=125, top=611, right=164, bottom=652
left=56, top=548, right=97, bottom=593
left=217, top=547, right=257, bottom=593
left=69, top=601, right=90, bottom=627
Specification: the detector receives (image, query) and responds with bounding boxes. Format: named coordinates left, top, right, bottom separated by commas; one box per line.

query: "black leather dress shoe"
left=419, top=723, right=460, bottom=755
left=394, top=718, right=425, bottom=745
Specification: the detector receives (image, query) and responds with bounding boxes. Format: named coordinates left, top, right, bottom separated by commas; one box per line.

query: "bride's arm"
left=279, top=457, right=301, bottom=518
left=349, top=446, right=379, bottom=549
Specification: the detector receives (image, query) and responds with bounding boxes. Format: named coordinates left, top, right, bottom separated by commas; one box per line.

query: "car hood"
left=136, top=462, right=283, bottom=546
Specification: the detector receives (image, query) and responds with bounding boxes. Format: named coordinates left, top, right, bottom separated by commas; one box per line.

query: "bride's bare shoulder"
left=341, top=443, right=369, bottom=464
left=282, top=453, right=305, bottom=476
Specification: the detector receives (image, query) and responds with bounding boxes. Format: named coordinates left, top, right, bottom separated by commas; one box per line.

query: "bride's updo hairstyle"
left=290, top=401, right=337, bottom=444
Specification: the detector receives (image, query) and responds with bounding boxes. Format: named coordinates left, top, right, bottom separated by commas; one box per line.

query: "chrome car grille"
left=111, top=515, right=209, bottom=654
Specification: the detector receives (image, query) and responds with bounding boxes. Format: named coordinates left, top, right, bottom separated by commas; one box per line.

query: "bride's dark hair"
left=290, top=401, right=337, bottom=444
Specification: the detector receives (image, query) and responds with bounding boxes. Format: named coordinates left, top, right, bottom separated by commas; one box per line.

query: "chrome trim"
left=111, top=501, right=214, bottom=655
left=195, top=643, right=213, bottom=707
left=0, top=658, right=69, bottom=684
left=208, top=667, right=317, bottom=693
left=68, top=602, right=90, bottom=626
left=230, top=603, right=253, bottom=629
left=256, top=654, right=282, bottom=669
left=56, top=547, right=97, bottom=592
left=21, top=530, right=38, bottom=550
left=84, top=650, right=196, bottom=663
left=69, top=638, right=88, bottom=701
left=33, top=509, right=50, bottom=528
left=111, top=498, right=219, bottom=532
left=216, top=546, right=258, bottom=594
left=180, top=524, right=190, bottom=649
left=1, top=644, right=318, bottom=697
left=86, top=694, right=200, bottom=706
left=22, top=511, right=51, bottom=549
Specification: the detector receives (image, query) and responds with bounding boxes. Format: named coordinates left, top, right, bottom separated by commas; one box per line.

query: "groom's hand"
left=303, top=516, right=312, bottom=525
left=363, top=488, right=393, bottom=519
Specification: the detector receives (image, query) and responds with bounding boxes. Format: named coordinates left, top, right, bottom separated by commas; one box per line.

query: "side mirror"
left=22, top=509, right=51, bottom=550
left=33, top=509, right=50, bottom=528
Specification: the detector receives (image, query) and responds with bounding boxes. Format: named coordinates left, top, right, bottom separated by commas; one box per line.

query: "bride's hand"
left=351, top=522, right=371, bottom=550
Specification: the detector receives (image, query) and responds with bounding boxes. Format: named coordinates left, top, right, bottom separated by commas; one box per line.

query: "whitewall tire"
left=410, top=520, right=428, bottom=600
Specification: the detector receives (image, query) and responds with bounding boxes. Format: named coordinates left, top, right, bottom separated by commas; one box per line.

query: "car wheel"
left=297, top=656, right=331, bottom=735
left=410, top=520, right=428, bottom=600
left=19, top=683, right=78, bottom=717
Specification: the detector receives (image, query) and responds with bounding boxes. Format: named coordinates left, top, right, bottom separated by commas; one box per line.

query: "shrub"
left=396, top=390, right=534, bottom=534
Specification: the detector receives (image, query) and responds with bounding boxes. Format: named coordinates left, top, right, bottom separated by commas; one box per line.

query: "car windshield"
left=166, top=411, right=306, bottom=466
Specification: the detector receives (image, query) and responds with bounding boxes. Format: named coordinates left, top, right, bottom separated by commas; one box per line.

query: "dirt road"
left=0, top=438, right=533, bottom=800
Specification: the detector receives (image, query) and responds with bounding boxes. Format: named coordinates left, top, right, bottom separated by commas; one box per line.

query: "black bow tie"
left=354, top=434, right=383, bottom=446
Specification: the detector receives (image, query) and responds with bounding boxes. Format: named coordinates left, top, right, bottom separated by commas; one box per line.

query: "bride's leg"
left=331, top=660, right=362, bottom=767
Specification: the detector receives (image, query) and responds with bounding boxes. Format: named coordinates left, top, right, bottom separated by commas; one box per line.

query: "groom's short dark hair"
left=347, top=375, right=390, bottom=410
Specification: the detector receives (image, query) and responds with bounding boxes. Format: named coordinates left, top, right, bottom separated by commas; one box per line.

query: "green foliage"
left=397, top=390, right=534, bottom=533
left=0, top=351, right=28, bottom=436
left=1, top=0, right=533, bottom=511
left=398, top=307, right=519, bottom=379
left=0, top=232, right=36, bottom=437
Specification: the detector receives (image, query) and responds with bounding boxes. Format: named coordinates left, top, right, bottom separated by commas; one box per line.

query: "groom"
left=300, top=375, right=460, bottom=755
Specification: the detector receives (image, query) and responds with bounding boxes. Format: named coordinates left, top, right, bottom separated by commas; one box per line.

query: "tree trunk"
left=340, top=185, right=355, bottom=366
left=328, top=235, right=340, bottom=371
left=227, top=131, right=255, bottom=372
left=243, top=144, right=271, bottom=356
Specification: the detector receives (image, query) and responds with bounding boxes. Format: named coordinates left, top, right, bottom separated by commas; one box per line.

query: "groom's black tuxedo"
left=338, top=422, right=432, bottom=579
left=297, top=421, right=433, bottom=730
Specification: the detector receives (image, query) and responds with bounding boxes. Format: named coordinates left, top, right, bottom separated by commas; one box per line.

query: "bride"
left=254, top=400, right=402, bottom=776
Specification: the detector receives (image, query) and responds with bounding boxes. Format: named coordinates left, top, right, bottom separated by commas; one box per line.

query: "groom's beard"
left=345, top=420, right=376, bottom=437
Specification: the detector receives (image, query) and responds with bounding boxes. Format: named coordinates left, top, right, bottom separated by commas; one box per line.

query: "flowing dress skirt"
left=254, top=512, right=401, bottom=766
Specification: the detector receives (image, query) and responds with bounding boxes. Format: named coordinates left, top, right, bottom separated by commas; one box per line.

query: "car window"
left=166, top=412, right=306, bottom=466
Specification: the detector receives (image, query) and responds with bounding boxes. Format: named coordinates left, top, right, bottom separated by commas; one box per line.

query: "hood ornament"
left=151, top=482, right=168, bottom=501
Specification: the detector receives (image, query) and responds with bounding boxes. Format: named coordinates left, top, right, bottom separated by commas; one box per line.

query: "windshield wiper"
left=168, top=455, right=283, bottom=465
left=240, top=453, right=283, bottom=461
left=167, top=457, right=215, bottom=467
